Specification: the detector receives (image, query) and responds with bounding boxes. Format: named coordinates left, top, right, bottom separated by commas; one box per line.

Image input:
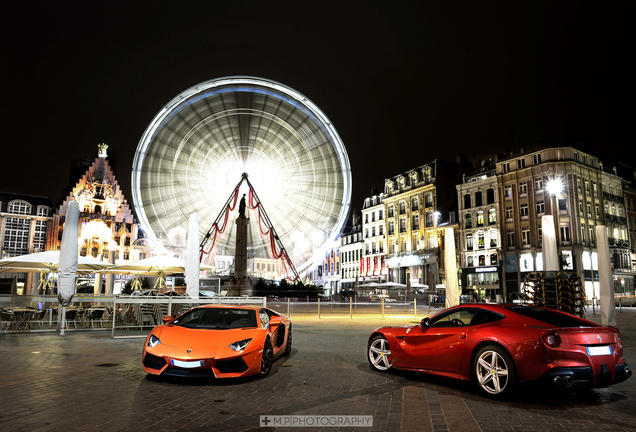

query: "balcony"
left=609, top=237, right=630, bottom=248
left=606, top=214, right=627, bottom=225
left=603, top=192, right=623, bottom=203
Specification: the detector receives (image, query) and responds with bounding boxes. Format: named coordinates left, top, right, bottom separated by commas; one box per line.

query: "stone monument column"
left=228, top=194, right=253, bottom=296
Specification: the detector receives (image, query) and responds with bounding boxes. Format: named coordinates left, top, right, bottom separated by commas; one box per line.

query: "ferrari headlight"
left=229, top=338, right=252, bottom=352
left=147, top=334, right=161, bottom=348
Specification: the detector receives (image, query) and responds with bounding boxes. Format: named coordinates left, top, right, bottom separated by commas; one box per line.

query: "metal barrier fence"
left=0, top=295, right=266, bottom=336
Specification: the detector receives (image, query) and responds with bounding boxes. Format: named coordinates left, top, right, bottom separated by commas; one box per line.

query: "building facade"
left=383, top=160, right=459, bottom=288
left=456, top=161, right=503, bottom=301
left=0, top=193, right=53, bottom=294
left=361, top=191, right=387, bottom=284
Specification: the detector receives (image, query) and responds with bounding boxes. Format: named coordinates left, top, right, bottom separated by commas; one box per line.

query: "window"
left=488, top=209, right=496, bottom=224
left=504, top=185, right=513, bottom=200
left=535, top=177, right=543, bottom=192
left=522, top=229, right=530, bottom=246
left=389, top=221, right=394, bottom=235
left=590, top=158, right=595, bottom=167
left=379, top=225, right=384, bottom=235
left=37, top=206, right=49, bottom=217
left=581, top=226, right=586, bottom=244
left=519, top=181, right=527, bottom=196
left=412, top=197, right=419, bottom=211
left=33, top=220, right=47, bottom=251
left=465, top=213, right=472, bottom=229
left=400, top=217, right=406, bottom=232
left=412, top=214, right=419, bottom=230
left=467, top=256, right=474, bottom=267
left=365, top=214, right=369, bottom=223
left=490, top=232, right=498, bottom=248
left=558, top=199, right=567, bottom=212
left=477, top=211, right=484, bottom=227
left=579, top=200, right=583, bottom=216
left=577, top=178, right=582, bottom=194
left=8, top=201, right=30, bottom=215
left=538, top=226, right=542, bottom=245
left=533, top=153, right=541, bottom=165
left=464, top=194, right=472, bottom=209
left=560, top=225, right=571, bottom=243
left=582, top=155, right=587, bottom=164
left=595, top=204, right=600, bottom=219
left=587, top=201, right=592, bottom=216
left=466, top=234, right=473, bottom=250
left=490, top=253, right=498, bottom=265
left=520, top=204, right=528, bottom=217
left=574, top=152, right=579, bottom=162
left=507, top=231, right=515, bottom=248
left=536, top=200, right=545, bottom=214
left=478, top=233, right=485, bottom=249
left=517, top=158, right=525, bottom=169
left=475, top=191, right=483, bottom=207
left=365, top=229, right=369, bottom=238
left=400, top=201, right=406, bottom=214
left=486, top=188, right=495, bottom=204
left=505, top=207, right=513, bottom=220
left=589, top=226, right=595, bottom=244
left=585, top=182, right=590, bottom=196
left=503, top=162, right=510, bottom=173
left=389, top=205, right=394, bottom=217
left=379, top=210, right=383, bottom=219
left=593, top=183, right=598, bottom=198
left=479, top=255, right=486, bottom=266
left=3, top=217, right=30, bottom=256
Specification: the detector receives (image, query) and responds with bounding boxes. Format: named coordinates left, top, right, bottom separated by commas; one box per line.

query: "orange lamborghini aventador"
left=142, top=305, right=291, bottom=378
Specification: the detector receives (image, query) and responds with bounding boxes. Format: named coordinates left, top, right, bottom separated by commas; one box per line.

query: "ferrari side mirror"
left=421, top=317, right=430, bottom=327
left=162, top=315, right=174, bottom=323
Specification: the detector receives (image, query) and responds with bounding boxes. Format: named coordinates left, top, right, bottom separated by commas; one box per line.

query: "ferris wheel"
left=132, top=76, right=352, bottom=275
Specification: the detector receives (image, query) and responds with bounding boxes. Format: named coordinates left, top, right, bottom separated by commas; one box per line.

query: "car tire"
left=473, top=345, right=517, bottom=397
left=368, top=335, right=392, bottom=372
left=259, top=339, right=274, bottom=377
left=282, top=324, right=292, bottom=357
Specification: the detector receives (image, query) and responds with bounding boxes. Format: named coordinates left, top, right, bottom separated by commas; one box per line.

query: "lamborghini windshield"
left=170, top=308, right=258, bottom=329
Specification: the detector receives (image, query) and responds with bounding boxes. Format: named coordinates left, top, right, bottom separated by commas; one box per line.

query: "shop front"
left=459, top=265, right=501, bottom=302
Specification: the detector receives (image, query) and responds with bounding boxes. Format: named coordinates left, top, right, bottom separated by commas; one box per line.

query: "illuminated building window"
left=8, top=201, right=30, bottom=215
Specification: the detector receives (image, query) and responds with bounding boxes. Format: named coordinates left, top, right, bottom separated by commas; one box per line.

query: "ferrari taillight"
left=543, top=332, right=561, bottom=348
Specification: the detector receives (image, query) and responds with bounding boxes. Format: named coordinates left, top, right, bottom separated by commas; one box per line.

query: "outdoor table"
left=8, top=308, right=36, bottom=330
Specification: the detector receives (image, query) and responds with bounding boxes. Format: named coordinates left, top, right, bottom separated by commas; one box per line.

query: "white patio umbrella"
left=0, top=248, right=114, bottom=294
left=59, top=201, right=79, bottom=335
left=185, top=213, right=200, bottom=299
left=107, top=255, right=214, bottom=292
left=444, top=227, right=460, bottom=308
left=596, top=226, right=617, bottom=327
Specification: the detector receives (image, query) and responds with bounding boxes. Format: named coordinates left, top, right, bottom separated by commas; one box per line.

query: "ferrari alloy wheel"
left=259, top=340, right=274, bottom=377
left=368, top=335, right=392, bottom=372
left=474, top=345, right=517, bottom=396
left=283, top=325, right=292, bottom=357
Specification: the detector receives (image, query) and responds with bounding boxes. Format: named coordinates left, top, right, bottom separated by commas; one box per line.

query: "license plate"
left=171, top=359, right=205, bottom=368
left=586, top=346, right=613, bottom=356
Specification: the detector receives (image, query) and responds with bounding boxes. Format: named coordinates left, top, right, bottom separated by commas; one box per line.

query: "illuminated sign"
left=475, top=266, right=497, bottom=273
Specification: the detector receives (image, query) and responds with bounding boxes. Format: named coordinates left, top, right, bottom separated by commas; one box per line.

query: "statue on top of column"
left=239, top=193, right=246, bottom=218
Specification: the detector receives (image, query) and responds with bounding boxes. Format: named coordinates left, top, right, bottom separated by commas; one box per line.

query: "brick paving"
left=0, top=309, right=634, bottom=431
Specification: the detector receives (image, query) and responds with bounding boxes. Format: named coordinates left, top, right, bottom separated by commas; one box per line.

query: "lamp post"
left=543, top=178, right=564, bottom=272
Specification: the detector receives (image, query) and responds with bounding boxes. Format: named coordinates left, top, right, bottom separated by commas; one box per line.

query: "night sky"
left=1, top=1, right=634, bottom=216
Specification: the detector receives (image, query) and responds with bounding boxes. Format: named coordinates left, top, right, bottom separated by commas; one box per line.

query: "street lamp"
left=543, top=178, right=564, bottom=272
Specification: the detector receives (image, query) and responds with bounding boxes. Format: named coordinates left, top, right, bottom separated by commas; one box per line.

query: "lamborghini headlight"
left=147, top=334, right=161, bottom=348
left=229, top=338, right=252, bottom=352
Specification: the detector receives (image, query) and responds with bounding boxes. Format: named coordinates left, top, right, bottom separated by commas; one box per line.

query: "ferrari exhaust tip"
left=626, top=367, right=632, bottom=379
left=553, top=375, right=573, bottom=387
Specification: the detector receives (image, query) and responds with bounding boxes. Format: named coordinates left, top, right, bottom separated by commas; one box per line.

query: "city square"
left=0, top=307, right=635, bottom=432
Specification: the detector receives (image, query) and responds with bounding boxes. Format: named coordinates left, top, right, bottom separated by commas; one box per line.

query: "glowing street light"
left=546, top=179, right=564, bottom=196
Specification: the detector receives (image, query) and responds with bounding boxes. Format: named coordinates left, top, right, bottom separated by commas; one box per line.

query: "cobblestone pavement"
left=0, top=308, right=634, bottom=432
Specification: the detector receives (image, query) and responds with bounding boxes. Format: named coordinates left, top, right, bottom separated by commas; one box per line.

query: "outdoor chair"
left=89, top=308, right=105, bottom=328
left=63, top=309, right=78, bottom=329
left=0, top=311, right=15, bottom=330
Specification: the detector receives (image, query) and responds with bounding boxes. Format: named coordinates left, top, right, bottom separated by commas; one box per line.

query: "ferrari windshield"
left=170, top=308, right=258, bottom=329
left=506, top=306, right=592, bottom=328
